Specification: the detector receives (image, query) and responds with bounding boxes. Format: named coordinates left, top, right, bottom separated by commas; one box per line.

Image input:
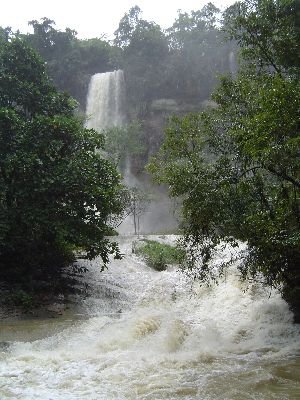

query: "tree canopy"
left=149, top=0, right=300, bottom=320
left=1, top=6, right=236, bottom=119
left=0, top=38, right=123, bottom=286
left=23, top=18, right=120, bottom=107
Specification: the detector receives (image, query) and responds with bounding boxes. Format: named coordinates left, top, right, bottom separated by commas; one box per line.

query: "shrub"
left=135, top=239, right=185, bottom=271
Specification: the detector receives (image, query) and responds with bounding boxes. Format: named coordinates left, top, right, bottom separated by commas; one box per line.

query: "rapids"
left=0, top=235, right=299, bottom=399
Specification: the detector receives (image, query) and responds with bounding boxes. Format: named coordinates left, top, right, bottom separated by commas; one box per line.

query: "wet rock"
left=0, top=341, right=10, bottom=351
left=46, top=303, right=65, bottom=315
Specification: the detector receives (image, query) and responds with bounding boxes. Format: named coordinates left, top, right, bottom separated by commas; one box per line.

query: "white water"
left=85, top=70, right=177, bottom=235
left=85, top=70, right=126, bottom=130
left=1, top=236, right=300, bottom=399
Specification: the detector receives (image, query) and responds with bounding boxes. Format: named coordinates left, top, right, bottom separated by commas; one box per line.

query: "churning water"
left=0, top=236, right=299, bottom=399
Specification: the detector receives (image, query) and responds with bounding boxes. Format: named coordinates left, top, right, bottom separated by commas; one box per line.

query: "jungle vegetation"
left=149, top=0, right=300, bottom=320
left=0, top=38, right=124, bottom=292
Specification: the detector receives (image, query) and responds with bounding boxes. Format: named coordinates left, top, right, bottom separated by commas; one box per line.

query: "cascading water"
left=85, top=70, right=137, bottom=233
left=0, top=235, right=300, bottom=399
left=85, top=70, right=126, bottom=130
left=85, top=70, right=177, bottom=235
left=2, top=70, right=298, bottom=398
left=229, top=51, right=237, bottom=76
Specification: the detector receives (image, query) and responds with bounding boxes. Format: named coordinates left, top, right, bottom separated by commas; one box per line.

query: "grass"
left=135, top=239, right=186, bottom=271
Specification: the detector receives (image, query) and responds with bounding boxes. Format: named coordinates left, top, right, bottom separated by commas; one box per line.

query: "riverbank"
left=0, top=271, right=84, bottom=321
left=0, top=235, right=178, bottom=321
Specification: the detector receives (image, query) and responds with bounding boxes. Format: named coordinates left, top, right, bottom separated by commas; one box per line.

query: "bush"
left=6, top=290, right=34, bottom=310
left=135, top=239, right=185, bottom=271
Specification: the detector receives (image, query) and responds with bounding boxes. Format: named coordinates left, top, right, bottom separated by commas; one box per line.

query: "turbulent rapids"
left=0, top=236, right=299, bottom=399
left=1, top=70, right=299, bottom=399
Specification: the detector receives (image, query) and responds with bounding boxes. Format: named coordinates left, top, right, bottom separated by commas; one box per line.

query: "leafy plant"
left=135, top=239, right=186, bottom=271
left=149, top=0, right=300, bottom=319
left=6, top=290, right=34, bottom=310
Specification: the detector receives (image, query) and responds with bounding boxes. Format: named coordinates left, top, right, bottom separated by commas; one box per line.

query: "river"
left=0, top=236, right=299, bottom=399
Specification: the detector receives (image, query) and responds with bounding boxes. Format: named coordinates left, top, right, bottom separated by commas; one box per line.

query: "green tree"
left=0, top=26, right=13, bottom=44
left=25, top=18, right=83, bottom=101
left=126, top=187, right=151, bottom=236
left=108, top=186, right=150, bottom=236
left=166, top=3, right=234, bottom=101
left=114, top=5, right=142, bottom=48
left=114, top=6, right=170, bottom=110
left=149, top=0, right=300, bottom=320
left=114, top=4, right=236, bottom=117
left=223, top=0, right=300, bottom=73
left=0, top=38, right=123, bottom=286
left=24, top=18, right=118, bottom=106
left=103, top=121, right=146, bottom=172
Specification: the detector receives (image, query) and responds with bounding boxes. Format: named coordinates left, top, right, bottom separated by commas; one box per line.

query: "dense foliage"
left=114, top=6, right=170, bottom=107
left=103, top=121, right=146, bottom=172
left=135, top=239, right=186, bottom=271
left=0, top=5, right=236, bottom=178
left=114, top=4, right=235, bottom=114
left=149, top=0, right=300, bottom=319
left=0, top=38, right=123, bottom=287
left=23, top=18, right=120, bottom=107
left=165, top=3, right=233, bottom=102
left=0, top=4, right=235, bottom=114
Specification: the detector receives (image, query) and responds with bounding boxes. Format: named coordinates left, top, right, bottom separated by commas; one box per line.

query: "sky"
left=1, top=0, right=235, bottom=40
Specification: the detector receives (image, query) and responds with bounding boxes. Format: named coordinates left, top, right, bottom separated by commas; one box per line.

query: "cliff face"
left=129, top=97, right=212, bottom=174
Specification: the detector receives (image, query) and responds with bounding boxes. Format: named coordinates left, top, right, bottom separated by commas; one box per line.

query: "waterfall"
left=85, top=70, right=126, bottom=131
left=85, top=69, right=139, bottom=234
left=229, top=51, right=237, bottom=76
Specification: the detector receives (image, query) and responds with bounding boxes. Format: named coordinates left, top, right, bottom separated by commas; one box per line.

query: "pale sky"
left=1, top=0, right=235, bottom=39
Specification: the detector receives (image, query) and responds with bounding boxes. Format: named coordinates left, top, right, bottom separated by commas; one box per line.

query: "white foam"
left=0, top=236, right=299, bottom=399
